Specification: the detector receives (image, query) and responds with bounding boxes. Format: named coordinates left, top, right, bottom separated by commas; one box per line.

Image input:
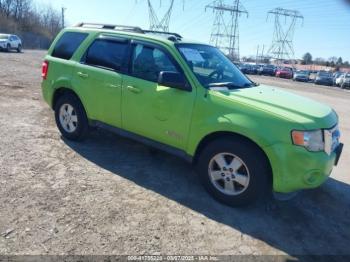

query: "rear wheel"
left=196, top=137, right=271, bottom=207
left=17, top=44, right=22, bottom=53
left=54, top=93, right=89, bottom=141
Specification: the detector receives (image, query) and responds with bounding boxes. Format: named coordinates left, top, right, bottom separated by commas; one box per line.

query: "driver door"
left=121, top=42, right=196, bottom=150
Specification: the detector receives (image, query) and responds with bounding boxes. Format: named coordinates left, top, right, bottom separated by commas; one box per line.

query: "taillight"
left=42, top=61, right=49, bottom=80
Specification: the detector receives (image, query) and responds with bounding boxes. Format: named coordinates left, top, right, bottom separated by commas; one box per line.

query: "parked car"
left=293, top=70, right=310, bottom=82
left=335, top=73, right=345, bottom=87
left=41, top=23, right=343, bottom=207
left=0, top=34, right=22, bottom=52
left=333, top=72, right=342, bottom=86
left=275, top=67, right=293, bottom=79
left=314, top=71, right=334, bottom=86
left=340, top=73, right=350, bottom=89
left=257, top=64, right=276, bottom=76
left=239, top=64, right=258, bottom=75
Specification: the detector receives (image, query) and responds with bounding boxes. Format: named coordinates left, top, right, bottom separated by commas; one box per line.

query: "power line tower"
left=137, top=0, right=185, bottom=32
left=147, top=0, right=174, bottom=31
left=206, top=0, right=248, bottom=61
left=267, top=8, right=304, bottom=64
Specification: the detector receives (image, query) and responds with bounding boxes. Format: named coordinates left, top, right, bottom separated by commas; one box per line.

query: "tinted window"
left=85, top=39, right=128, bottom=71
left=132, top=44, right=179, bottom=82
left=52, top=32, right=88, bottom=60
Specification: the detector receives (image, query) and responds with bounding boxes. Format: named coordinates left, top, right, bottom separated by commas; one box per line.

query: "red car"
left=275, top=67, right=293, bottom=79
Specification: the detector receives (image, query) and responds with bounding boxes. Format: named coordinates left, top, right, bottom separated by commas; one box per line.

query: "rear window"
left=52, top=32, right=88, bottom=60
left=84, top=39, right=128, bottom=71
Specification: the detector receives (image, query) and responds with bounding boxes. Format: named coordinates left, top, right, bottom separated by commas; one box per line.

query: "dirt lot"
left=0, top=50, right=350, bottom=257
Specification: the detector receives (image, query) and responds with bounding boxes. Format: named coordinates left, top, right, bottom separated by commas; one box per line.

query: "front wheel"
left=196, top=138, right=271, bottom=207
left=54, top=94, right=89, bottom=141
left=6, top=44, right=10, bottom=52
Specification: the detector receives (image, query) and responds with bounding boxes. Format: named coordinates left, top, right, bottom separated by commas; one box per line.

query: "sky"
left=38, top=0, right=350, bottom=61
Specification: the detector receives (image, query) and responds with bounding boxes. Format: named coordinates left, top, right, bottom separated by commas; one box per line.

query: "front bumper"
left=0, top=42, right=7, bottom=49
left=264, top=142, right=343, bottom=193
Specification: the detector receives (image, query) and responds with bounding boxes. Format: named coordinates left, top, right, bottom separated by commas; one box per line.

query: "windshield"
left=176, top=44, right=254, bottom=89
left=0, top=35, right=9, bottom=40
left=318, top=72, right=332, bottom=77
left=297, top=71, right=309, bottom=75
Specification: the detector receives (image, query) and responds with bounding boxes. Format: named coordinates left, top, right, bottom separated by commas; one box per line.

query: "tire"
left=6, top=44, right=10, bottom=52
left=196, top=137, right=271, bottom=207
left=17, top=44, right=22, bottom=53
left=54, top=93, right=89, bottom=141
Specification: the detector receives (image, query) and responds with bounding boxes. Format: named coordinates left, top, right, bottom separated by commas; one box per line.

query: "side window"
left=52, top=32, right=88, bottom=60
left=132, top=44, right=179, bottom=82
left=84, top=39, right=128, bottom=71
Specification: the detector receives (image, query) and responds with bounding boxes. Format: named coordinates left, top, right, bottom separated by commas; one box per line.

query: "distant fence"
left=0, top=28, right=52, bottom=49
left=15, top=32, right=52, bottom=49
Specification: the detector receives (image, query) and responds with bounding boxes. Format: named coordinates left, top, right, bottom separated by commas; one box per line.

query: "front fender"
left=186, top=112, right=276, bottom=156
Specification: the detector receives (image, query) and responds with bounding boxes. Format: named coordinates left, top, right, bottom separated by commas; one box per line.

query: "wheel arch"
left=192, top=131, right=273, bottom=184
left=52, top=87, right=82, bottom=110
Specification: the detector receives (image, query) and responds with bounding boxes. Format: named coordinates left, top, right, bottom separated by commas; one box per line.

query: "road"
left=0, top=50, right=349, bottom=258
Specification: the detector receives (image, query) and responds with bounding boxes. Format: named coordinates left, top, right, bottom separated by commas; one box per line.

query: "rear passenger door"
left=73, top=36, right=129, bottom=128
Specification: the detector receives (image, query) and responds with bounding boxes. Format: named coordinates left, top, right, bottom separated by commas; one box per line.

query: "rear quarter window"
left=52, top=32, right=88, bottom=60
left=83, top=39, right=128, bottom=71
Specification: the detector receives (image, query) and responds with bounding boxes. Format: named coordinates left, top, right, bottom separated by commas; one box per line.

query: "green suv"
left=42, top=23, right=343, bottom=206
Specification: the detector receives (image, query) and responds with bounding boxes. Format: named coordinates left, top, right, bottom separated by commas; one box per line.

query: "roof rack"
left=75, top=23, right=183, bottom=41
left=75, top=23, right=144, bottom=34
left=143, top=30, right=183, bottom=40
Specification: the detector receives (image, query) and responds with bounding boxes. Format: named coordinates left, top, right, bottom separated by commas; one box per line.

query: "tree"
left=314, top=57, right=325, bottom=66
left=302, top=52, right=312, bottom=65
left=337, top=57, right=343, bottom=65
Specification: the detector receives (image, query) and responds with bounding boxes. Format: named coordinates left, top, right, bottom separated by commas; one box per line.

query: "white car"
left=340, top=73, right=350, bottom=89
left=0, top=34, right=22, bottom=52
left=335, top=73, right=345, bottom=86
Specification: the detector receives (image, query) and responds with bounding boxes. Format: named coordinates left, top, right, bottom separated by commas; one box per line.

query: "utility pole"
left=61, top=7, right=67, bottom=28
left=267, top=8, right=303, bottom=64
left=260, top=44, right=265, bottom=62
left=206, top=0, right=248, bottom=61
left=256, top=45, right=260, bottom=64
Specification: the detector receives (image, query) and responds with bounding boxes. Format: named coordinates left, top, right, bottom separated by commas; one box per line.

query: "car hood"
left=212, top=85, right=337, bottom=129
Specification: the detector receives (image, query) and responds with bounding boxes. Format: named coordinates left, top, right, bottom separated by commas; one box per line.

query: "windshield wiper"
left=208, top=82, right=258, bottom=89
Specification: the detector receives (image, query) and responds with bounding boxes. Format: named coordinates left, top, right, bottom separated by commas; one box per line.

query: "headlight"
left=292, top=130, right=324, bottom=152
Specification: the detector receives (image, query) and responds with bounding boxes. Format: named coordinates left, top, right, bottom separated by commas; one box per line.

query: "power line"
left=206, top=0, right=248, bottom=60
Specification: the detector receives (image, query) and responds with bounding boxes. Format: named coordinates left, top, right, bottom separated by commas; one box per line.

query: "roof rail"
left=75, top=23, right=144, bottom=34
left=74, top=23, right=183, bottom=41
left=143, top=30, right=183, bottom=39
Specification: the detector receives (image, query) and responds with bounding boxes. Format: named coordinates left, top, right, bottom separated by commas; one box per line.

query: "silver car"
left=0, top=34, right=22, bottom=52
left=341, top=73, right=350, bottom=89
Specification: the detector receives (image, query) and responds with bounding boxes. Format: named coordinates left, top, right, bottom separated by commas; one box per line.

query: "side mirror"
left=158, top=71, right=191, bottom=92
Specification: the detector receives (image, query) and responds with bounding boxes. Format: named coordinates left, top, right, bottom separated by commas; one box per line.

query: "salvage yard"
left=0, top=50, right=350, bottom=256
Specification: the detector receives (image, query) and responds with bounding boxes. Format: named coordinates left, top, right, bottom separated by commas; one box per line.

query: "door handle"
left=108, top=84, right=119, bottom=88
left=77, top=72, right=89, bottom=79
left=127, top=85, right=142, bottom=94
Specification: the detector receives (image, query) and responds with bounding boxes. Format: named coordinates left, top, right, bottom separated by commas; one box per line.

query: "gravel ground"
left=0, top=50, right=349, bottom=257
